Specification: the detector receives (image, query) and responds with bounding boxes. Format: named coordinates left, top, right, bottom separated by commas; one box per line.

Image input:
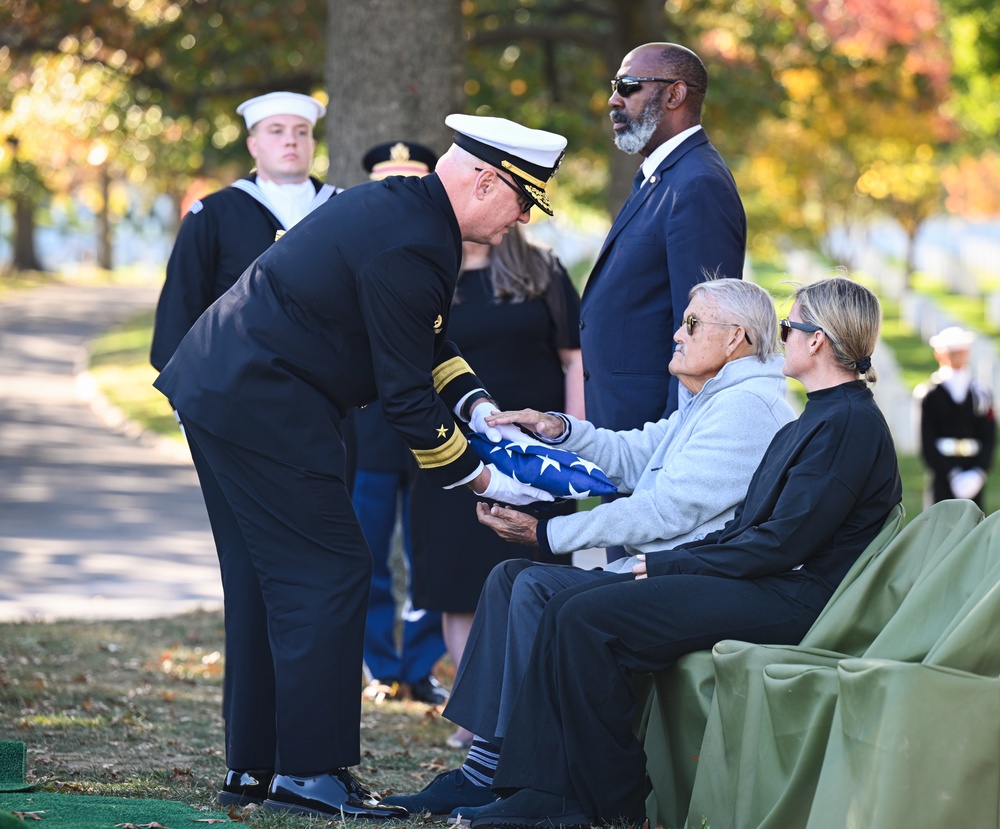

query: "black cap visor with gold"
left=453, top=132, right=563, bottom=216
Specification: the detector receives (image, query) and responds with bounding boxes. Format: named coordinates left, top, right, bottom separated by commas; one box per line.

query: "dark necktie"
left=632, top=168, right=646, bottom=193
left=619, top=168, right=646, bottom=213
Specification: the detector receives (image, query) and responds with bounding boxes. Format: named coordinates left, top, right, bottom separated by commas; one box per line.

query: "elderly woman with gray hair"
left=383, top=275, right=796, bottom=819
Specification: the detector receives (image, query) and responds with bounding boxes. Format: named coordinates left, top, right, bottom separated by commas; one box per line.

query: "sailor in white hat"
left=916, top=325, right=996, bottom=506
left=235, top=91, right=333, bottom=231
left=151, top=90, right=339, bottom=373
left=153, top=112, right=569, bottom=819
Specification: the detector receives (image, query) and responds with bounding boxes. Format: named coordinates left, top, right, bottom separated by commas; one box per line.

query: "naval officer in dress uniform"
left=150, top=90, right=340, bottom=371
left=154, top=114, right=567, bottom=821
left=150, top=95, right=341, bottom=792
left=916, top=325, right=996, bottom=508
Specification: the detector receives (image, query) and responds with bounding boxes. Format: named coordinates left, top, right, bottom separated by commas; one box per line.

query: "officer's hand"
left=469, top=401, right=546, bottom=445
left=471, top=463, right=555, bottom=505
left=476, top=502, right=540, bottom=546
left=486, top=409, right=566, bottom=441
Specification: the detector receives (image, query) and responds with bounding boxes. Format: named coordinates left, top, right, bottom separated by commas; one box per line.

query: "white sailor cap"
left=236, top=91, right=326, bottom=130
left=445, top=113, right=567, bottom=216
left=930, top=326, right=976, bottom=351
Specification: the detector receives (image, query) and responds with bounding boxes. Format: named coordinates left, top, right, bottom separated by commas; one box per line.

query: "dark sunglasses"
left=682, top=315, right=752, bottom=345
left=610, top=76, right=685, bottom=97
left=780, top=318, right=824, bottom=343
left=475, top=167, right=531, bottom=214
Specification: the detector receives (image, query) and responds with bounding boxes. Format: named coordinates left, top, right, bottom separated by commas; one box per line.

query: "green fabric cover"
left=804, top=520, right=1000, bottom=828
left=639, top=502, right=906, bottom=829
left=687, top=499, right=990, bottom=829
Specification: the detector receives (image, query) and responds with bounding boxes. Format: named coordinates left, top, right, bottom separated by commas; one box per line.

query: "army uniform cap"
left=930, top=326, right=975, bottom=351
left=363, top=141, right=438, bottom=180
left=445, top=113, right=567, bottom=216
left=237, top=91, right=327, bottom=130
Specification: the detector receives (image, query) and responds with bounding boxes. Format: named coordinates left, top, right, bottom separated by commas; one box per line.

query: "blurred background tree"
left=325, top=0, right=464, bottom=188
left=0, top=0, right=997, bottom=272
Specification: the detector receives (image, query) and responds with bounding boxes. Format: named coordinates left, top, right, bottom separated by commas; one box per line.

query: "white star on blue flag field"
left=468, top=433, right=618, bottom=499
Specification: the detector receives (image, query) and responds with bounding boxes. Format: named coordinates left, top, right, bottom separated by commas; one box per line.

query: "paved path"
left=0, top=282, right=222, bottom=621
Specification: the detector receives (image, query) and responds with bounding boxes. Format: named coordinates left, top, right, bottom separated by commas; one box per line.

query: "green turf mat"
left=0, top=791, right=232, bottom=827
left=0, top=744, right=30, bottom=794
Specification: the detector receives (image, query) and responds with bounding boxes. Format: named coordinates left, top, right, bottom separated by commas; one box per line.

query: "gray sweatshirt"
left=541, top=354, right=795, bottom=572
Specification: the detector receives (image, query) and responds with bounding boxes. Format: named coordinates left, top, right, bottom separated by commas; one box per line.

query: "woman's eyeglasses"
left=682, top=315, right=752, bottom=345
left=610, top=76, right=685, bottom=98
left=779, top=318, right=824, bottom=343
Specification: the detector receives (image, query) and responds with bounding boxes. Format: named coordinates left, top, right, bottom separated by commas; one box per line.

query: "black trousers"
left=444, top=559, right=610, bottom=742
left=184, top=418, right=372, bottom=775
left=492, top=570, right=829, bottom=825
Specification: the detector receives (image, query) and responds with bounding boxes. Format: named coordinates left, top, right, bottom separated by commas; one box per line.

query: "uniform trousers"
left=491, top=569, right=829, bottom=825
left=184, top=418, right=371, bottom=775
left=353, top=469, right=444, bottom=684
left=444, top=560, right=608, bottom=742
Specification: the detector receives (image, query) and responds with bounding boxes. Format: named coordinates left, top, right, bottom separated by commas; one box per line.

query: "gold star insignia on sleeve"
left=436, top=424, right=448, bottom=439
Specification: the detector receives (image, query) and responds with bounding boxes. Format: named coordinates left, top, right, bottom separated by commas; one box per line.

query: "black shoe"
left=469, top=787, right=593, bottom=828
left=449, top=802, right=491, bottom=825
left=216, top=767, right=273, bottom=806
left=381, top=768, right=499, bottom=817
left=264, top=768, right=408, bottom=820
left=409, top=675, right=450, bottom=705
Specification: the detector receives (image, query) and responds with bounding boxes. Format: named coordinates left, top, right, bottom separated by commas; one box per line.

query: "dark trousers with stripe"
left=184, top=417, right=372, bottom=775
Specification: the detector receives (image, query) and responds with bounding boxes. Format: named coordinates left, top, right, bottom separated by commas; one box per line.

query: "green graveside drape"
left=688, top=500, right=994, bottom=829
left=639, top=500, right=908, bottom=829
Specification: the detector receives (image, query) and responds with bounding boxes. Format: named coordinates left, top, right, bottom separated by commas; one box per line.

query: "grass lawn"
left=0, top=609, right=460, bottom=828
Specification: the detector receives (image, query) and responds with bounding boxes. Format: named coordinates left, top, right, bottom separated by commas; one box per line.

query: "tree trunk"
left=12, top=193, right=44, bottom=272
left=97, top=163, right=113, bottom=270
left=325, top=0, right=465, bottom=189
left=604, top=0, right=669, bottom=215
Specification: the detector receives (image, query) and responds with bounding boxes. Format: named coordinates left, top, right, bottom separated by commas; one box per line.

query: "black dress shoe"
left=264, top=768, right=409, bottom=820
left=381, top=767, right=499, bottom=816
left=469, top=787, right=593, bottom=828
left=216, top=768, right=273, bottom=806
left=409, top=675, right=450, bottom=705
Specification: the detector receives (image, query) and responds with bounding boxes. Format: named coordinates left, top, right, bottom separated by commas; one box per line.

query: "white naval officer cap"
left=236, top=91, right=327, bottom=130
left=445, top=113, right=567, bottom=216
left=930, top=326, right=976, bottom=351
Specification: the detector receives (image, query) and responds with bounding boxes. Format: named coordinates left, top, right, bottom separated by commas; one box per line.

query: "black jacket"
left=154, top=174, right=484, bottom=487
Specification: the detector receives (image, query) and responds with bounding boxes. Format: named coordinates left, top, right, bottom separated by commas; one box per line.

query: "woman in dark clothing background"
left=408, top=224, right=583, bottom=749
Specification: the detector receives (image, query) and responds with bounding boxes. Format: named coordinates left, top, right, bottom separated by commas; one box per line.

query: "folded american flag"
left=468, top=432, right=618, bottom=499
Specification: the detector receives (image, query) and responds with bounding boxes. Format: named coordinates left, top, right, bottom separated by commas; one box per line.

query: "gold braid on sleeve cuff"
left=432, top=356, right=474, bottom=394
left=411, top=425, right=467, bottom=469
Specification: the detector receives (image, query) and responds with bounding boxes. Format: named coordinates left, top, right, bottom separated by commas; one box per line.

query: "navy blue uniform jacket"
left=154, top=173, right=484, bottom=488
left=580, top=130, right=746, bottom=430
left=150, top=175, right=333, bottom=371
